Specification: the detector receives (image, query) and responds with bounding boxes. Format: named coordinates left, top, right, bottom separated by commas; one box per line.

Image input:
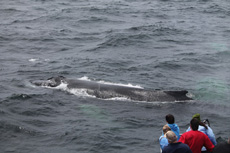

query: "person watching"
left=212, top=137, right=230, bottom=153
left=186, top=113, right=217, bottom=153
left=165, top=114, right=180, bottom=140
left=179, top=118, right=214, bottom=153
left=159, top=124, right=171, bottom=150
left=162, top=131, right=192, bottom=153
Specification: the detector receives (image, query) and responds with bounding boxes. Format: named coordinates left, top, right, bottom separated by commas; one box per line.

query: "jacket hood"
left=168, top=123, right=179, bottom=131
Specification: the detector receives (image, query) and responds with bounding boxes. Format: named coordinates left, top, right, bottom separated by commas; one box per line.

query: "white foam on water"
left=78, top=76, right=143, bottom=89
left=78, top=76, right=91, bottom=81
left=98, top=81, right=143, bottom=89
left=67, top=88, right=96, bottom=98
left=29, top=58, right=39, bottom=62
left=105, top=97, right=131, bottom=101
left=48, top=81, right=95, bottom=98
left=53, top=82, right=68, bottom=90
left=28, top=58, right=50, bottom=63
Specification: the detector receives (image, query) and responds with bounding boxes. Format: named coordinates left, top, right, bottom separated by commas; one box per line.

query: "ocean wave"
left=8, top=94, right=32, bottom=100
left=0, top=120, right=40, bottom=136
left=203, top=3, right=230, bottom=15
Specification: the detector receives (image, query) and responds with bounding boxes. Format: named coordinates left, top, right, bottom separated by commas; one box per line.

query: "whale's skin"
left=31, top=76, right=193, bottom=102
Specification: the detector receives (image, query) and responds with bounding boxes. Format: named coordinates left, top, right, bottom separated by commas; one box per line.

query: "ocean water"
left=0, top=0, right=230, bottom=152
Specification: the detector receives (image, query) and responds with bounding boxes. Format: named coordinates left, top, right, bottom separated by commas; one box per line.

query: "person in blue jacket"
left=159, top=124, right=171, bottom=150
left=165, top=114, right=180, bottom=140
left=186, top=113, right=217, bottom=153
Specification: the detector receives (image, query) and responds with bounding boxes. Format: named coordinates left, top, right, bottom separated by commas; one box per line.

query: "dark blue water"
left=0, top=0, right=230, bottom=152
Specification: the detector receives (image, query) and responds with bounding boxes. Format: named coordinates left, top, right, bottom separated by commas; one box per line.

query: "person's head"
left=192, top=113, right=201, bottom=121
left=165, top=114, right=175, bottom=124
left=162, top=124, right=171, bottom=135
left=228, top=137, right=230, bottom=144
left=192, top=113, right=208, bottom=129
left=190, top=118, right=199, bottom=131
left=166, top=131, right=177, bottom=143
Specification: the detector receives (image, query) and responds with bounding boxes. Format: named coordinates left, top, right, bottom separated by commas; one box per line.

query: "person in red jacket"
left=179, top=118, right=214, bottom=153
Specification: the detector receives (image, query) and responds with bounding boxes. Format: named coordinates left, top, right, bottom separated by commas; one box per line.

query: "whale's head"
left=31, top=76, right=66, bottom=87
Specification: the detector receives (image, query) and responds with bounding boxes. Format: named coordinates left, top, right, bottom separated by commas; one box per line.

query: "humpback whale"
left=31, top=76, right=193, bottom=102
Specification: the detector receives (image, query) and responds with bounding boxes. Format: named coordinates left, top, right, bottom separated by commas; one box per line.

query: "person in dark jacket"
left=212, top=137, right=230, bottom=153
left=162, top=131, right=192, bottom=153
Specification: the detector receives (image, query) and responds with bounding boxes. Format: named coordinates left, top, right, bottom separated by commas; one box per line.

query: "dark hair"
left=190, top=118, right=199, bottom=131
left=166, top=114, right=175, bottom=124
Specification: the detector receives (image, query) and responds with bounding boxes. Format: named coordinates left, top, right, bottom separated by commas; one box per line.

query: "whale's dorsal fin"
left=164, top=90, right=192, bottom=100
